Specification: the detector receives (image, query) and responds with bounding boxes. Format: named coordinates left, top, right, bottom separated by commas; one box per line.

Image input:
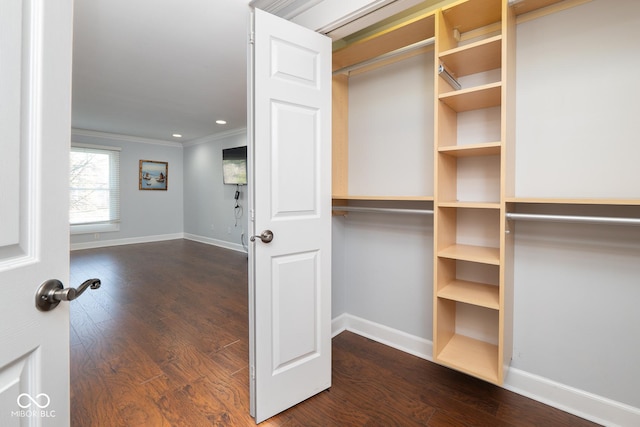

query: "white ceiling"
left=72, top=0, right=251, bottom=143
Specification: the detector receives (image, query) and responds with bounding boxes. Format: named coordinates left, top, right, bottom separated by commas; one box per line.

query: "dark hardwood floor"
left=70, top=239, right=599, bottom=426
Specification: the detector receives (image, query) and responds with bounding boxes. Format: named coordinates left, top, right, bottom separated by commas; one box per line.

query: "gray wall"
left=183, top=131, right=249, bottom=252
left=333, top=0, right=640, bottom=415
left=70, top=131, right=184, bottom=248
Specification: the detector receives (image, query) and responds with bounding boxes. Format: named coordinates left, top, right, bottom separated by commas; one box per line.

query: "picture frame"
left=139, top=160, right=168, bottom=190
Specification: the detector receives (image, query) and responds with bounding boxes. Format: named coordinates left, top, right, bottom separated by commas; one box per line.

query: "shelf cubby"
left=438, top=279, right=499, bottom=309
left=439, top=35, right=502, bottom=77
left=438, top=244, right=500, bottom=265
left=435, top=331, right=500, bottom=383
left=441, top=0, right=502, bottom=36
left=439, top=82, right=502, bottom=112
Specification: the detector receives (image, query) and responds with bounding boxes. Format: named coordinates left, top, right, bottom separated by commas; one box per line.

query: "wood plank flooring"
left=70, top=239, right=600, bottom=426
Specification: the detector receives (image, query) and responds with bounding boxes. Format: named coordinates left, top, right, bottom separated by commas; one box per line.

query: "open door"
left=248, top=7, right=332, bottom=424
left=0, top=0, right=74, bottom=424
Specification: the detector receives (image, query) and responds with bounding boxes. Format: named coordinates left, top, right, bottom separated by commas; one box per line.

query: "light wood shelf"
left=435, top=334, right=499, bottom=383
left=439, top=82, right=502, bottom=112
left=506, top=197, right=640, bottom=206
left=438, top=244, right=500, bottom=265
left=332, top=12, right=435, bottom=72
left=511, top=0, right=567, bottom=16
left=333, top=195, right=433, bottom=202
left=438, top=280, right=499, bottom=310
left=439, top=35, right=502, bottom=77
left=438, top=142, right=501, bottom=157
left=438, top=201, right=500, bottom=209
left=441, top=0, right=502, bottom=34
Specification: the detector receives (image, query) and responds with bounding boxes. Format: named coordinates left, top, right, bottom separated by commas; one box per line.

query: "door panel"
left=271, top=101, right=319, bottom=216
left=249, top=7, right=331, bottom=424
left=0, top=0, right=73, bottom=424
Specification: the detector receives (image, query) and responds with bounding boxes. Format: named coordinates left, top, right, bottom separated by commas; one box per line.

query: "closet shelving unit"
left=432, top=0, right=515, bottom=385
left=332, top=11, right=436, bottom=213
left=331, top=0, right=595, bottom=386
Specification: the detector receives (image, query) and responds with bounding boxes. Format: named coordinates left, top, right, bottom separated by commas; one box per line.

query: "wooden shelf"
left=332, top=13, right=435, bottom=72
left=439, top=82, right=501, bottom=112
left=438, top=201, right=500, bottom=209
left=512, top=0, right=567, bottom=16
left=441, top=0, right=502, bottom=34
left=439, top=35, right=502, bottom=77
left=333, top=195, right=433, bottom=202
left=506, top=197, right=640, bottom=206
left=436, top=334, right=499, bottom=384
left=438, top=244, right=500, bottom=265
left=438, top=280, right=499, bottom=310
left=438, top=142, right=501, bottom=157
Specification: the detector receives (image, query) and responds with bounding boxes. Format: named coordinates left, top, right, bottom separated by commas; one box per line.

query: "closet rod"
left=506, top=213, right=640, bottom=226
left=332, top=37, right=435, bottom=76
left=333, top=206, right=434, bottom=215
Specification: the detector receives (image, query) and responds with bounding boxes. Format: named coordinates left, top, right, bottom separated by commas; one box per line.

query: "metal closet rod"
left=506, top=213, right=640, bottom=226
left=332, top=206, right=434, bottom=215
left=332, top=37, right=435, bottom=76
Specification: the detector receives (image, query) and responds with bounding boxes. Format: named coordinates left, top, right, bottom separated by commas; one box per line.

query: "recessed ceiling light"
left=216, top=120, right=227, bottom=125
left=172, top=133, right=182, bottom=138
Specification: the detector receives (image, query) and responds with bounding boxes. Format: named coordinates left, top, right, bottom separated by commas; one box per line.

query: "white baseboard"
left=70, top=232, right=249, bottom=254
left=332, top=313, right=432, bottom=361
left=505, top=368, right=640, bottom=427
left=184, top=233, right=248, bottom=253
left=332, top=313, right=639, bottom=427
left=70, top=233, right=184, bottom=251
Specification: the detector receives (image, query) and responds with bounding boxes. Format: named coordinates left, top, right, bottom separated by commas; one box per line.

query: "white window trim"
left=70, top=143, right=121, bottom=235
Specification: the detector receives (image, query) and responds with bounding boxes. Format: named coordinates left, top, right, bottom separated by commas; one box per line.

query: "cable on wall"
left=234, top=184, right=248, bottom=251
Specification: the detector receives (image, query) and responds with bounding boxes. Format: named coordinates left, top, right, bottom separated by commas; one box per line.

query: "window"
left=70, top=144, right=121, bottom=234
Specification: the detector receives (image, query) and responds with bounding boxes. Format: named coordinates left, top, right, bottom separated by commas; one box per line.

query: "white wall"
left=348, top=52, right=434, bottom=197
left=183, top=131, right=249, bottom=252
left=70, top=130, right=184, bottom=248
left=515, top=0, right=640, bottom=199
left=333, top=0, right=640, bottom=424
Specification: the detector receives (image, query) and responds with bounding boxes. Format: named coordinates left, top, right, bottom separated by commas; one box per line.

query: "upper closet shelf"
left=439, top=35, right=502, bottom=77
left=442, top=0, right=502, bottom=33
left=439, top=82, right=501, bottom=112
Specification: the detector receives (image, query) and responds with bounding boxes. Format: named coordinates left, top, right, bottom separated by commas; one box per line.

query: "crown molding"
left=71, top=128, right=184, bottom=148
left=182, top=128, right=247, bottom=147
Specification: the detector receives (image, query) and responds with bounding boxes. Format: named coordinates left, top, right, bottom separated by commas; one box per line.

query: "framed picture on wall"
left=139, top=160, right=168, bottom=190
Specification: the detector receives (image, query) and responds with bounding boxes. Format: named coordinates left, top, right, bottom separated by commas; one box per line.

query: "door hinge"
left=249, top=31, right=255, bottom=45
left=250, top=364, right=255, bottom=380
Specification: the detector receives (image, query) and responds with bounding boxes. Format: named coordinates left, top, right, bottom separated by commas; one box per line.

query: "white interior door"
left=0, top=0, right=74, bottom=424
left=248, top=7, right=332, bottom=424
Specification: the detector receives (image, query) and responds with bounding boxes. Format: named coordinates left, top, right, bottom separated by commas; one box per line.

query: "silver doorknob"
left=36, top=278, right=101, bottom=312
left=250, top=230, right=274, bottom=243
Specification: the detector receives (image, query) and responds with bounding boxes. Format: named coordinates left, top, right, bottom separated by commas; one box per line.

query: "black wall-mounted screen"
left=222, top=146, right=247, bottom=185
